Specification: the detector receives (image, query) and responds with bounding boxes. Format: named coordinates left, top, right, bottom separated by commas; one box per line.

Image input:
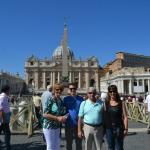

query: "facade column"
left=34, top=71, right=39, bottom=90
left=50, top=72, right=53, bottom=86
left=118, top=79, right=124, bottom=94
left=25, top=72, right=29, bottom=85
left=43, top=72, right=46, bottom=89
left=137, top=79, right=139, bottom=86
left=117, top=80, right=121, bottom=94
left=148, top=79, right=150, bottom=94
left=72, top=72, right=74, bottom=82
left=122, top=80, right=124, bottom=94
left=95, top=71, right=99, bottom=92
left=69, top=72, right=72, bottom=83
left=129, top=79, right=133, bottom=95
left=85, top=72, right=89, bottom=89
left=142, top=79, right=145, bottom=93
left=53, top=72, right=55, bottom=86
left=78, top=72, right=81, bottom=88
left=58, top=72, right=60, bottom=83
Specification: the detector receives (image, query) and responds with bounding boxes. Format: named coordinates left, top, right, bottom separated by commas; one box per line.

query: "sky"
left=0, top=0, right=150, bottom=78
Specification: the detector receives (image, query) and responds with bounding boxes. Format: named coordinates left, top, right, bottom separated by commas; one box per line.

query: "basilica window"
left=109, top=70, right=112, bottom=75
left=145, top=69, right=148, bottom=72
left=134, top=80, right=137, bottom=86
left=30, top=61, right=34, bottom=66
left=90, top=62, right=94, bottom=66
left=139, top=79, right=142, bottom=86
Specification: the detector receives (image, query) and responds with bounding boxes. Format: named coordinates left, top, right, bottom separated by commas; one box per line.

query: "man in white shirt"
left=145, top=93, right=150, bottom=134
left=0, top=85, right=11, bottom=150
left=41, top=85, right=52, bottom=141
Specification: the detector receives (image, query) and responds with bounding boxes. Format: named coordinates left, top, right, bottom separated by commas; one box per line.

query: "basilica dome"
left=52, top=45, right=74, bottom=60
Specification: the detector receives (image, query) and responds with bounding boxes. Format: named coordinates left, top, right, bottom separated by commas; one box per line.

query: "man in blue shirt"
left=63, top=83, right=84, bottom=150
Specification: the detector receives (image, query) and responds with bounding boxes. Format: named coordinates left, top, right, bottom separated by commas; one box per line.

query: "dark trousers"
left=35, top=106, right=42, bottom=128
left=65, top=126, right=82, bottom=150
left=0, top=123, right=11, bottom=150
left=106, top=128, right=124, bottom=150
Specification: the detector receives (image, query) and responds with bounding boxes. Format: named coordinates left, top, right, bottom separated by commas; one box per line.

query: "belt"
left=84, top=122, right=102, bottom=127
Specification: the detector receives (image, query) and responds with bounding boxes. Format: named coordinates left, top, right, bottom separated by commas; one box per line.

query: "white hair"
left=88, top=87, right=96, bottom=93
left=47, top=85, right=52, bottom=90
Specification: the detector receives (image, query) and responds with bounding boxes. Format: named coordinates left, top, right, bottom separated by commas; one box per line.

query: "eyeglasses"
left=88, top=92, right=95, bottom=94
left=109, top=91, right=117, bottom=93
left=69, top=88, right=76, bottom=91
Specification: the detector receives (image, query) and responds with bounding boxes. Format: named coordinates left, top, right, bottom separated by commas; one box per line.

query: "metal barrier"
left=9, top=96, right=35, bottom=137
left=9, top=97, right=149, bottom=137
left=125, top=101, right=148, bottom=124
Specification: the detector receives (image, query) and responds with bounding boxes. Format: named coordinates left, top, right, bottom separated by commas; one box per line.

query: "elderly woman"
left=42, top=83, right=67, bottom=150
left=104, top=85, right=128, bottom=150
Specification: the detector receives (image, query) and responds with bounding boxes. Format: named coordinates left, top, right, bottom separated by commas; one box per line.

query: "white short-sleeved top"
left=0, top=93, right=10, bottom=113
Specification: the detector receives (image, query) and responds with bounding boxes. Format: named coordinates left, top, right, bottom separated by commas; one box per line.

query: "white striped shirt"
left=0, top=93, right=10, bottom=113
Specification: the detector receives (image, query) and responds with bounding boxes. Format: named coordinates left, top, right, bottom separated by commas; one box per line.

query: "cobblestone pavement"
left=0, top=120, right=149, bottom=150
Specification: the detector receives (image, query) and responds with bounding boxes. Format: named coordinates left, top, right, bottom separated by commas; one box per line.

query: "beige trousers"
left=83, top=123, right=103, bottom=150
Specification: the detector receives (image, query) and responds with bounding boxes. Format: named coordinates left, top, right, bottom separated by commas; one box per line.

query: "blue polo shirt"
left=63, top=95, right=84, bottom=127
left=78, top=99, right=103, bottom=125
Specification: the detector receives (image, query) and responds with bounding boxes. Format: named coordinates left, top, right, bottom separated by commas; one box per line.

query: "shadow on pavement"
left=127, top=132, right=137, bottom=136
left=11, top=142, right=46, bottom=150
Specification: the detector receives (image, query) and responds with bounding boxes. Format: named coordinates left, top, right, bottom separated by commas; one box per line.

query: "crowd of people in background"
left=1, top=82, right=150, bottom=150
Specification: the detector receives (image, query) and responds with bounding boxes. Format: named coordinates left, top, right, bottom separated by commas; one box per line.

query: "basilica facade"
left=25, top=24, right=100, bottom=93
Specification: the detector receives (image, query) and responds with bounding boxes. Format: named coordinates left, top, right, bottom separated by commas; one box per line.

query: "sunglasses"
left=109, top=91, right=117, bottom=93
left=88, top=92, right=95, bottom=94
left=69, top=88, right=76, bottom=90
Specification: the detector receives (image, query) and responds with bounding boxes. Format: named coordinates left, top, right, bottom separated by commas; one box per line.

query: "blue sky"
left=0, top=0, right=150, bottom=78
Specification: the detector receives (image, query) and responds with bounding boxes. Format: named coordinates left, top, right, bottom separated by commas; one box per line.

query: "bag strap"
left=103, top=101, right=106, bottom=111
left=83, top=100, right=96, bottom=116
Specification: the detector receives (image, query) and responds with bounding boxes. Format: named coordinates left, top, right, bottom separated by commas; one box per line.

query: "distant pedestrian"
left=101, top=92, right=107, bottom=102
left=41, top=85, right=53, bottom=142
left=78, top=87, right=104, bottom=150
left=63, top=82, right=84, bottom=150
left=41, top=85, right=53, bottom=112
left=33, top=92, right=42, bottom=128
left=103, top=85, right=128, bottom=150
left=0, top=85, right=11, bottom=150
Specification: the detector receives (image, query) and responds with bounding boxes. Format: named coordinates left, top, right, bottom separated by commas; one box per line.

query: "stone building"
left=0, top=71, right=25, bottom=94
left=100, top=52, right=150, bottom=96
left=25, top=24, right=100, bottom=93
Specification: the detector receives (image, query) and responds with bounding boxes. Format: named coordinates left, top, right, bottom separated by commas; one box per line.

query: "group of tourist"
left=2, top=82, right=150, bottom=150
left=41, top=83, right=128, bottom=150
